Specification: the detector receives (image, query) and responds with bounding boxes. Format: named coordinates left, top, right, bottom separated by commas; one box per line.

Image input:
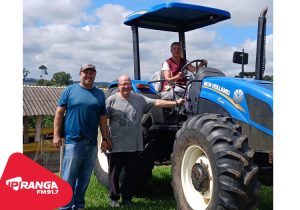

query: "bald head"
left=118, top=75, right=131, bottom=84
left=117, top=75, right=132, bottom=99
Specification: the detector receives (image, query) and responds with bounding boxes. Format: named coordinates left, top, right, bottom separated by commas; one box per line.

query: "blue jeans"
left=60, top=139, right=98, bottom=210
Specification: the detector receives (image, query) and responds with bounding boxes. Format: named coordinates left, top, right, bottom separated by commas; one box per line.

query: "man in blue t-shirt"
left=53, top=63, right=109, bottom=210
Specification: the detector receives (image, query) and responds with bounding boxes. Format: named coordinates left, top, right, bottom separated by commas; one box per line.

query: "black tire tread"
left=172, top=113, right=260, bottom=210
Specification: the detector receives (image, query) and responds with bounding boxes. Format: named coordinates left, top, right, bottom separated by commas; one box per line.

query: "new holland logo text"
left=203, top=81, right=230, bottom=96
left=6, top=176, right=59, bottom=195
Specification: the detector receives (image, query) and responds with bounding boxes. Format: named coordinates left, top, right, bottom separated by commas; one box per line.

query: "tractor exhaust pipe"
left=255, top=7, right=268, bottom=80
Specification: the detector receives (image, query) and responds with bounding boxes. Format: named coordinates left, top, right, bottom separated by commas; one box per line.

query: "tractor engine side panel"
left=195, top=98, right=272, bottom=151
left=196, top=77, right=273, bottom=153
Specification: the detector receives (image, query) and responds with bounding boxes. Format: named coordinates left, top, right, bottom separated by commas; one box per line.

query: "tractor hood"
left=200, top=77, right=273, bottom=135
left=124, top=2, right=231, bottom=32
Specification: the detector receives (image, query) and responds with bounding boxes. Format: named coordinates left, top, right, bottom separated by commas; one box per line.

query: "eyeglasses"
left=118, top=83, right=132, bottom=87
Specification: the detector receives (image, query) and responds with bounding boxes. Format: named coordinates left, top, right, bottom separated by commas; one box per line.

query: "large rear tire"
left=94, top=147, right=109, bottom=188
left=93, top=144, right=154, bottom=192
left=94, top=107, right=154, bottom=190
left=94, top=87, right=118, bottom=188
left=172, top=114, right=260, bottom=210
left=138, top=114, right=155, bottom=188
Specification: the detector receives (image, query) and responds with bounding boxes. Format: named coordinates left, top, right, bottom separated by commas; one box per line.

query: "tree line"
left=23, top=65, right=273, bottom=87
left=23, top=65, right=73, bottom=86
left=235, top=71, right=273, bottom=82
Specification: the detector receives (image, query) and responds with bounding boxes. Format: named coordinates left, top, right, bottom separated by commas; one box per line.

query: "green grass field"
left=84, top=165, right=273, bottom=210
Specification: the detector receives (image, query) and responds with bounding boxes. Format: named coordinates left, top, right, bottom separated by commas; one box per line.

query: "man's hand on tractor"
left=176, top=98, right=185, bottom=106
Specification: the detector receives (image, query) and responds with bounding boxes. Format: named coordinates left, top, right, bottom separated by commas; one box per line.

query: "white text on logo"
left=203, top=81, right=230, bottom=96
left=6, top=176, right=59, bottom=195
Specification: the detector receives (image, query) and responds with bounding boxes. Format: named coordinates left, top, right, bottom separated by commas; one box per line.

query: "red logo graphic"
left=0, top=153, right=72, bottom=210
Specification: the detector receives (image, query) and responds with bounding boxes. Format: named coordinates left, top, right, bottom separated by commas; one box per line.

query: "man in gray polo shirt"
left=103, top=75, right=184, bottom=207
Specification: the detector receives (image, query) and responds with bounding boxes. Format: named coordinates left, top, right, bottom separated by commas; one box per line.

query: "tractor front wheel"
left=172, top=114, right=260, bottom=210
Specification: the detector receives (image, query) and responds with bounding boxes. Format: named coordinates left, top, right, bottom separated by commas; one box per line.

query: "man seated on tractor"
left=160, top=42, right=208, bottom=111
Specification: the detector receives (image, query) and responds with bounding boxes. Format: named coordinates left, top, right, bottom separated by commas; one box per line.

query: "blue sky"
left=91, top=0, right=273, bottom=45
left=22, top=0, right=273, bottom=82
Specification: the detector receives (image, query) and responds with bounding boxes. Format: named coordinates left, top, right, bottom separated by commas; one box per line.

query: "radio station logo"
left=6, top=176, right=59, bottom=195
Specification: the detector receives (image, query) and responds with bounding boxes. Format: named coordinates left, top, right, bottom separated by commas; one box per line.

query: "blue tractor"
left=94, top=2, right=272, bottom=210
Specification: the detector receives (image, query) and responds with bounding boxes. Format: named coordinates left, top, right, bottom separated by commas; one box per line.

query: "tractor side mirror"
left=233, top=50, right=248, bottom=78
left=233, top=51, right=248, bottom=64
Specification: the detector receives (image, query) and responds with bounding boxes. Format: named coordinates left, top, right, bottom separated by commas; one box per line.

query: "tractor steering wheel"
left=180, top=59, right=208, bottom=75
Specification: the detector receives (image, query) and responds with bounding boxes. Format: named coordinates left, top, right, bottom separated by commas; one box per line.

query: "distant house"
left=23, top=85, right=65, bottom=143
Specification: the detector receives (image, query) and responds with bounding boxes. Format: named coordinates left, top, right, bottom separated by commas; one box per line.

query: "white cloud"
left=24, top=3, right=134, bottom=81
left=182, top=0, right=273, bottom=27
left=23, top=0, right=92, bottom=26
left=23, top=1, right=273, bottom=82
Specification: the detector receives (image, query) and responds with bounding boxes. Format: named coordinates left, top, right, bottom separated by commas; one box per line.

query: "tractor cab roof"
left=124, top=2, right=231, bottom=79
left=124, top=2, right=231, bottom=32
